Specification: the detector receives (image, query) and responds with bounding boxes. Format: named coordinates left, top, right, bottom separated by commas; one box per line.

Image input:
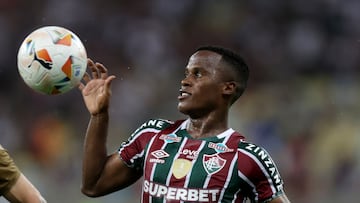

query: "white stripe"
left=143, top=136, right=156, bottom=181
left=217, top=128, right=235, bottom=139
left=211, top=134, right=235, bottom=201
left=179, top=119, right=189, bottom=130
left=143, top=135, right=159, bottom=203
left=146, top=132, right=172, bottom=203
left=222, top=130, right=234, bottom=142
left=218, top=151, right=238, bottom=202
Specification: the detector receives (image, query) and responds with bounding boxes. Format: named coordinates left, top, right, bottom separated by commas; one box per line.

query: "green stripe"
left=187, top=149, right=211, bottom=188
left=152, top=136, right=183, bottom=183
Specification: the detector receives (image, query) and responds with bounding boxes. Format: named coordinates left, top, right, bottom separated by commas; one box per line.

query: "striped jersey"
left=119, top=119, right=284, bottom=203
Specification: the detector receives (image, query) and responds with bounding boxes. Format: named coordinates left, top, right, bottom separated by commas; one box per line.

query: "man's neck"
left=186, top=116, right=229, bottom=139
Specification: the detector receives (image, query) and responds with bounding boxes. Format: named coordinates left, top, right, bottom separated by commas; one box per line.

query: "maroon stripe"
left=144, top=136, right=165, bottom=180
left=142, top=120, right=185, bottom=202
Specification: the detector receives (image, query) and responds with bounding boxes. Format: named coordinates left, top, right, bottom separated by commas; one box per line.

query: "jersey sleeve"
left=237, top=141, right=285, bottom=202
left=118, top=119, right=173, bottom=170
left=0, top=146, right=21, bottom=195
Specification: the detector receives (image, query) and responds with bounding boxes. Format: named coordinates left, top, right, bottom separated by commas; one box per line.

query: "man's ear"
left=222, top=81, right=237, bottom=96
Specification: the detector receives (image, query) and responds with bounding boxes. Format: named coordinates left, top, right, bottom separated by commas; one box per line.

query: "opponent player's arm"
left=3, top=173, right=46, bottom=203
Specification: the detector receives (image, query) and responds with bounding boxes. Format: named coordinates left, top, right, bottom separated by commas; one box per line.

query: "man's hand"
left=79, top=59, right=116, bottom=116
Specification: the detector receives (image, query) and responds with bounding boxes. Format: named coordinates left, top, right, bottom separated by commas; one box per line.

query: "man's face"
left=177, top=50, right=226, bottom=118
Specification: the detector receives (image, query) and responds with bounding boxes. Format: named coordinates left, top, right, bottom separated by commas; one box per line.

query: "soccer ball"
left=17, top=26, right=87, bottom=95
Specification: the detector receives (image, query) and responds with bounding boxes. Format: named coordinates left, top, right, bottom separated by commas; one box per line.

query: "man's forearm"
left=82, top=112, right=109, bottom=190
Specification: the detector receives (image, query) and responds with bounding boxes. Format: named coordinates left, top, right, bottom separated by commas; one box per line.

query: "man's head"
left=196, top=46, right=249, bottom=104
left=178, top=46, right=249, bottom=118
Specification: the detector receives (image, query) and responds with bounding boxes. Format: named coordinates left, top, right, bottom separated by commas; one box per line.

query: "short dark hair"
left=196, top=45, right=249, bottom=103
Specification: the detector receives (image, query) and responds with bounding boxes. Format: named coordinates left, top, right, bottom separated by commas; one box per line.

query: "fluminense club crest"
left=202, top=154, right=226, bottom=175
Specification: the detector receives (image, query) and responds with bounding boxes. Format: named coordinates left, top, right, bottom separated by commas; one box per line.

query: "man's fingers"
left=78, top=82, right=85, bottom=91
left=105, top=75, right=116, bottom=89
left=82, top=59, right=116, bottom=93
left=95, top=62, right=109, bottom=79
left=88, top=59, right=100, bottom=79
left=82, top=72, right=91, bottom=83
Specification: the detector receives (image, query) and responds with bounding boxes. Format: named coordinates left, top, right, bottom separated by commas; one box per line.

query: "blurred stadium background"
left=1, top=0, right=359, bottom=202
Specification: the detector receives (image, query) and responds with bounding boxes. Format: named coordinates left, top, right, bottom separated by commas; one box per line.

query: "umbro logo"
left=150, top=150, right=169, bottom=164
left=151, top=150, right=169, bottom=159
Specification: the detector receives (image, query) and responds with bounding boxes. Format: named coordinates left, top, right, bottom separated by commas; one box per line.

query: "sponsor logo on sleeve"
left=208, top=142, right=234, bottom=153
left=243, top=143, right=283, bottom=191
left=160, top=133, right=181, bottom=143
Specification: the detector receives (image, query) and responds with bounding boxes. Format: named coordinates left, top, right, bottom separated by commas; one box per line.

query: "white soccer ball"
left=17, top=26, right=87, bottom=95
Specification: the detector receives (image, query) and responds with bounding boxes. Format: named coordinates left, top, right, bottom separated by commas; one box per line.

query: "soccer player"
left=0, top=144, right=46, bottom=203
left=79, top=46, right=291, bottom=202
